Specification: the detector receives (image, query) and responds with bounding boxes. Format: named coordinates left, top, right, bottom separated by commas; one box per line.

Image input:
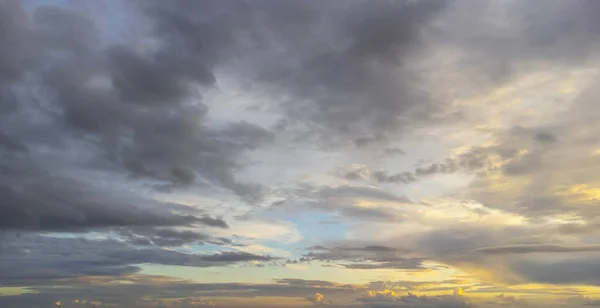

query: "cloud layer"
left=4, top=0, right=600, bottom=307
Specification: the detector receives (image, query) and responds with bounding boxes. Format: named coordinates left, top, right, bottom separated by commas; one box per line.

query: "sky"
left=3, top=0, right=600, bottom=307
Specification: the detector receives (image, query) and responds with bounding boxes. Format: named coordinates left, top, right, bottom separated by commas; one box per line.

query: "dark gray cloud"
left=385, top=147, right=406, bottom=156
left=533, top=132, right=559, bottom=144
left=342, top=259, right=424, bottom=270
left=354, top=136, right=383, bottom=148
left=342, top=169, right=369, bottom=181
left=0, top=234, right=277, bottom=284
left=197, top=216, right=229, bottom=229
left=342, top=245, right=403, bottom=252
left=372, top=170, right=417, bottom=184
left=488, top=127, right=562, bottom=177
left=299, top=245, right=422, bottom=270
left=512, top=257, right=600, bottom=286
left=434, top=0, right=600, bottom=91
left=200, top=251, right=274, bottom=262
left=156, top=0, right=455, bottom=147
left=0, top=131, right=28, bottom=152
left=274, top=279, right=340, bottom=287
left=0, top=0, right=452, bottom=254
left=117, top=228, right=214, bottom=247
left=1, top=0, right=273, bottom=205
left=471, top=244, right=600, bottom=255
left=0, top=162, right=214, bottom=232
left=139, top=0, right=450, bottom=147
left=250, top=0, right=448, bottom=142
left=501, top=153, right=542, bottom=176
left=0, top=2, right=282, bottom=285
left=0, top=1, right=38, bottom=85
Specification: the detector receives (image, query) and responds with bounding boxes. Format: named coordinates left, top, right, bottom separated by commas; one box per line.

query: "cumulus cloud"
left=359, top=289, right=399, bottom=302
left=485, top=294, right=529, bottom=307
left=359, top=291, right=473, bottom=307
left=305, top=292, right=328, bottom=305
left=453, top=288, right=464, bottom=296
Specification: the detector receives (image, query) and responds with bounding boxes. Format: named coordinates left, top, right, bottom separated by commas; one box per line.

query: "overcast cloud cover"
left=4, top=0, right=600, bottom=307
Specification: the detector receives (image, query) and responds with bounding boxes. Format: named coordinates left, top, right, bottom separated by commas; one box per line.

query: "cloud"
left=372, top=170, right=417, bottom=184
left=342, top=245, right=402, bottom=252
left=298, top=245, right=422, bottom=270
left=315, top=186, right=409, bottom=202
left=252, top=0, right=449, bottom=142
left=127, top=0, right=451, bottom=154
left=471, top=244, right=600, bottom=255
left=385, top=147, right=406, bottom=156
left=394, top=293, right=472, bottom=307
left=558, top=219, right=600, bottom=234
left=453, top=288, right=464, bottom=296
left=342, top=259, right=423, bottom=270
left=222, top=219, right=302, bottom=243
left=275, top=279, right=340, bottom=288
left=0, top=234, right=278, bottom=284
left=341, top=147, right=493, bottom=185
left=448, top=0, right=600, bottom=83
left=200, top=251, right=274, bottom=262
left=485, top=294, right=529, bottom=307
left=116, top=227, right=230, bottom=247
left=0, top=162, right=213, bottom=232
left=0, top=274, right=360, bottom=307
left=275, top=184, right=413, bottom=222
left=359, top=289, right=399, bottom=302
left=533, top=132, right=559, bottom=144
left=1, top=0, right=273, bottom=205
left=358, top=291, right=473, bottom=307
left=7, top=0, right=600, bottom=305
left=404, top=216, right=600, bottom=287
left=511, top=257, right=600, bottom=286
left=305, top=292, right=326, bottom=305
left=197, top=216, right=229, bottom=229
